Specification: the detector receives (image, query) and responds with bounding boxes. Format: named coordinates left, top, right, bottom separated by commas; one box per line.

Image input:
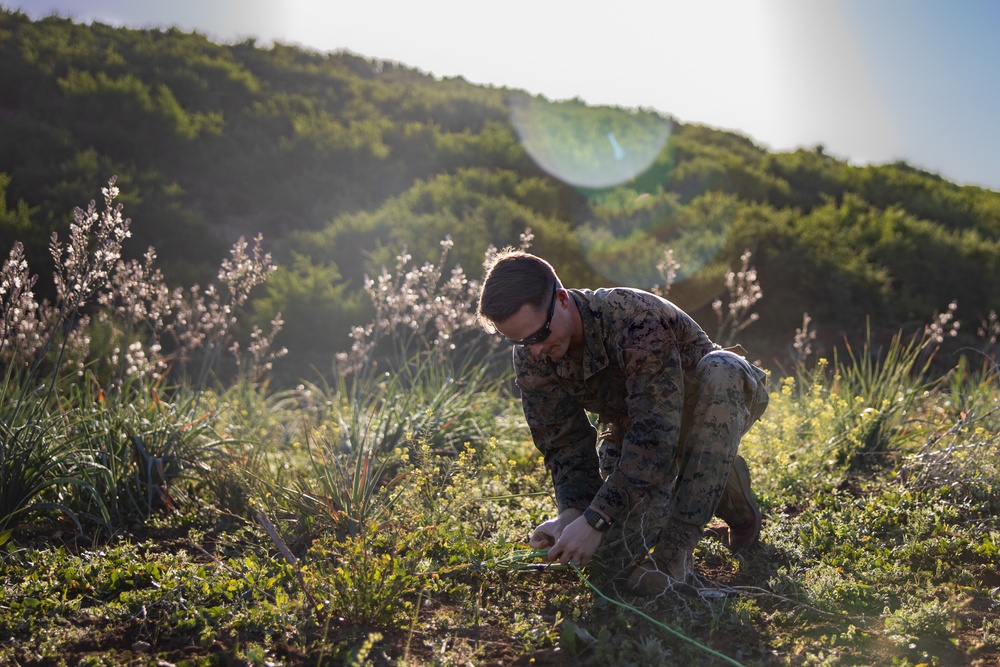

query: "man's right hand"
left=529, top=509, right=583, bottom=549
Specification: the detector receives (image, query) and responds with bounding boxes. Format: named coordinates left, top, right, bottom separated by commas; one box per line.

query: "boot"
left=712, top=454, right=761, bottom=553
left=625, top=519, right=702, bottom=596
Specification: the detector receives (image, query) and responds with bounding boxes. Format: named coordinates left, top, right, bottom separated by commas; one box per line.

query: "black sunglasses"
left=504, top=283, right=558, bottom=346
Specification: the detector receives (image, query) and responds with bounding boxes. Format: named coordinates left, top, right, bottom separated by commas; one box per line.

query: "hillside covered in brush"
left=2, top=7, right=999, bottom=378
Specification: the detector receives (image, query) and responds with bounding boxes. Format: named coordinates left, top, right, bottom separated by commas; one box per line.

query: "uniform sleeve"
left=589, top=313, right=684, bottom=522
left=516, top=354, right=602, bottom=513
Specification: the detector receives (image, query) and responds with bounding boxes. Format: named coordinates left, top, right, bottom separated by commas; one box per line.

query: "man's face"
left=495, top=287, right=570, bottom=360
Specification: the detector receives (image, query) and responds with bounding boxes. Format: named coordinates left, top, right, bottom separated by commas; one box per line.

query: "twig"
left=729, top=585, right=849, bottom=620
left=255, top=508, right=323, bottom=614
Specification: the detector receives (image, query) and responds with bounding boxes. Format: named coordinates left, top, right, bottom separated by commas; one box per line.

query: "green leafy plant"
left=829, top=322, right=939, bottom=463
left=64, top=384, right=221, bottom=535
left=0, top=399, right=104, bottom=541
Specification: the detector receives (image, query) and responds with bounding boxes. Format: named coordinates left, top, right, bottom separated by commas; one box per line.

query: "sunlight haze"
left=9, top=0, right=999, bottom=191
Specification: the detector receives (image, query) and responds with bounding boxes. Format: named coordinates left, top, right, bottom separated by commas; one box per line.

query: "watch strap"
left=583, top=507, right=612, bottom=532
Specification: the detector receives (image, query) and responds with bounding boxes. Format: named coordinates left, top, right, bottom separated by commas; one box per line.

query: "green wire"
left=569, top=563, right=746, bottom=667
left=500, top=549, right=746, bottom=667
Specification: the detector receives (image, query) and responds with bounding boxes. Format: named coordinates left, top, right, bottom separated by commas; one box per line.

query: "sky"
left=9, top=0, right=1000, bottom=192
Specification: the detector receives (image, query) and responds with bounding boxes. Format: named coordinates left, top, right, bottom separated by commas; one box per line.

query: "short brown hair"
left=477, top=249, right=559, bottom=333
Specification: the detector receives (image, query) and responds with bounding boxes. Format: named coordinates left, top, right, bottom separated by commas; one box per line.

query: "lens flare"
left=508, top=95, right=672, bottom=189
left=509, top=95, right=731, bottom=294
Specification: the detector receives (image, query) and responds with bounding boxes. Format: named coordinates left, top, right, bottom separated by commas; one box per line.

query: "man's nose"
left=528, top=342, right=546, bottom=356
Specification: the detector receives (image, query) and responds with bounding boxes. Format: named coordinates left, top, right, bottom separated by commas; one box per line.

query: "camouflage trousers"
left=595, top=349, right=768, bottom=570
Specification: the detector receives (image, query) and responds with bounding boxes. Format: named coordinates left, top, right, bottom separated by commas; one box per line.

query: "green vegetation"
left=2, top=8, right=1000, bottom=666
left=1, top=179, right=999, bottom=665
left=2, top=8, right=999, bottom=381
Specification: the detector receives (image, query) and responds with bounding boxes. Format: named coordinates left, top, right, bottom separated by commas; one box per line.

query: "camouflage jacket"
left=513, top=288, right=720, bottom=523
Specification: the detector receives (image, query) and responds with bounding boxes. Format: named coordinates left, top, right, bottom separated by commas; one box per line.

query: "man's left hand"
left=547, top=515, right=603, bottom=567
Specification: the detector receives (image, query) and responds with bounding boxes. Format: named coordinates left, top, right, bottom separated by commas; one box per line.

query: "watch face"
left=585, top=508, right=611, bottom=531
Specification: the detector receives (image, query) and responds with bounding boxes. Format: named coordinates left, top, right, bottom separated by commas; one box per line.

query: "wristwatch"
left=583, top=507, right=613, bottom=532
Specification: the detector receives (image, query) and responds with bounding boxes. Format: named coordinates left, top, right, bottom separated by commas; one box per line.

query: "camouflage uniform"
left=514, top=288, right=768, bottom=563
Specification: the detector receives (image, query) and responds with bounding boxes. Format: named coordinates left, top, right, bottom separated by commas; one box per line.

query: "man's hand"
left=528, top=509, right=581, bottom=549
left=547, top=515, right=604, bottom=567
left=529, top=508, right=604, bottom=567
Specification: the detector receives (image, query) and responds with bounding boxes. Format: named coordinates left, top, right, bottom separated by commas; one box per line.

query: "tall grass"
left=900, top=355, right=1000, bottom=505
left=829, top=322, right=939, bottom=465
left=0, top=395, right=103, bottom=542
left=0, top=179, right=282, bottom=539
left=61, top=384, right=223, bottom=537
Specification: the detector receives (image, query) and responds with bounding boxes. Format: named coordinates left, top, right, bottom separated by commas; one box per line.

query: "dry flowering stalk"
left=2, top=177, right=132, bottom=374
left=977, top=310, right=999, bottom=350
left=219, top=234, right=275, bottom=311
left=99, top=248, right=176, bottom=332
left=231, top=313, right=288, bottom=378
left=481, top=228, right=535, bottom=276
left=173, top=234, right=281, bottom=384
left=2, top=177, right=283, bottom=386
left=0, top=241, right=43, bottom=366
left=649, top=248, right=680, bottom=300
left=96, top=247, right=177, bottom=382
left=50, top=176, right=132, bottom=314
left=923, top=300, right=959, bottom=349
left=337, top=236, right=479, bottom=375
left=712, top=249, right=762, bottom=347
left=791, top=312, right=817, bottom=367
left=338, top=230, right=536, bottom=377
